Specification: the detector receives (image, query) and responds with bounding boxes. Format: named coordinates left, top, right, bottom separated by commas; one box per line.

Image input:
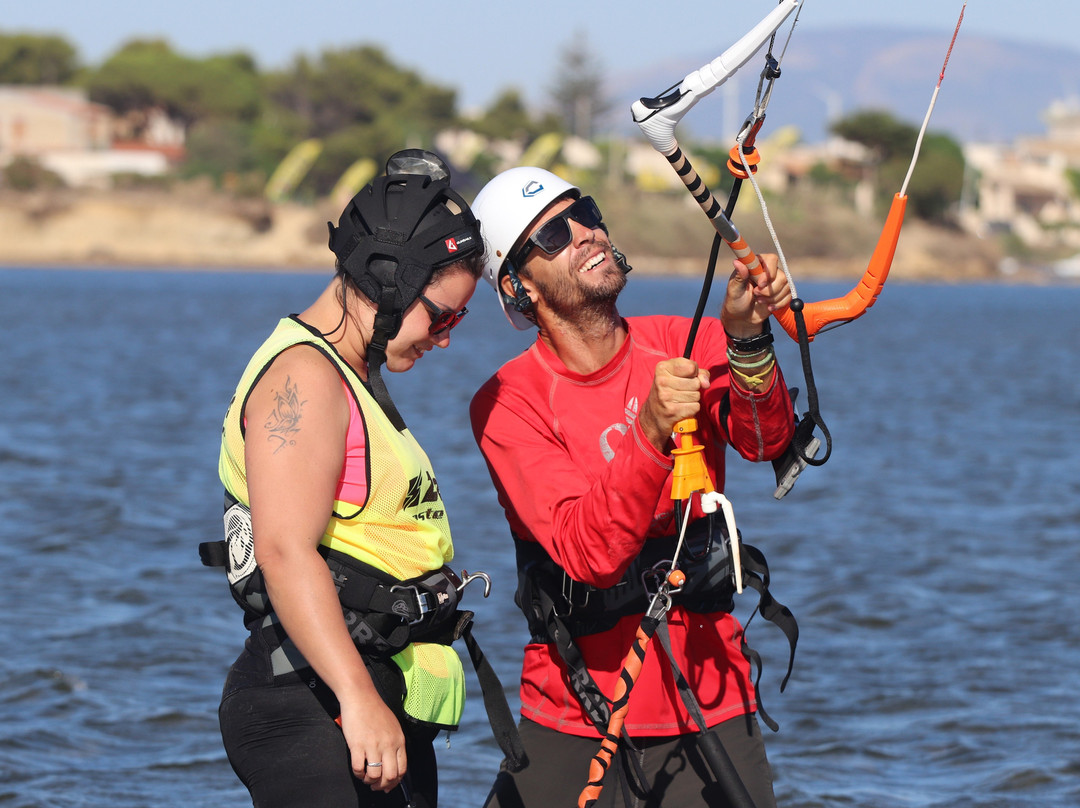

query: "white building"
left=960, top=98, right=1080, bottom=252
left=0, top=86, right=183, bottom=188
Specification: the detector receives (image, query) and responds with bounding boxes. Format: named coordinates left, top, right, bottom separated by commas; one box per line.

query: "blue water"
left=1, top=267, right=1078, bottom=807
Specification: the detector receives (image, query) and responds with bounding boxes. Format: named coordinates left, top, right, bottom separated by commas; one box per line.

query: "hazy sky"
left=2, top=0, right=1073, bottom=111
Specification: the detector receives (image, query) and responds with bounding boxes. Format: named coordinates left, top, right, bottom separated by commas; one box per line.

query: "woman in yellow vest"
left=213, top=150, right=484, bottom=808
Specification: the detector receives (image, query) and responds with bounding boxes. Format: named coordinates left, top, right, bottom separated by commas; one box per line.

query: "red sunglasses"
left=418, top=295, right=468, bottom=335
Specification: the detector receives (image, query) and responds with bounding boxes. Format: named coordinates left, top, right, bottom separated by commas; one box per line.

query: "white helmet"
left=471, top=166, right=580, bottom=330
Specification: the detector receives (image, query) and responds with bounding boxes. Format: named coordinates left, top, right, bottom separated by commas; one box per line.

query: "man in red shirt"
left=469, top=166, right=797, bottom=807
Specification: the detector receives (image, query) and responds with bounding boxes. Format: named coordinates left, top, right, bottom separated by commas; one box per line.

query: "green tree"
left=0, top=33, right=79, bottom=84
left=85, top=40, right=262, bottom=128
left=831, top=109, right=915, bottom=163
left=831, top=109, right=964, bottom=222
left=180, top=118, right=292, bottom=189
left=190, top=52, right=263, bottom=122
left=263, top=45, right=461, bottom=195
left=884, top=132, right=964, bottom=220
left=1, top=155, right=65, bottom=190
left=266, top=46, right=456, bottom=137
left=469, top=89, right=565, bottom=143
left=471, top=89, right=534, bottom=141
left=1066, top=168, right=1080, bottom=199
left=549, top=31, right=611, bottom=139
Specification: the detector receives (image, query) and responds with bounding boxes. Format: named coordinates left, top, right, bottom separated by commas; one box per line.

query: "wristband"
left=725, top=318, right=774, bottom=353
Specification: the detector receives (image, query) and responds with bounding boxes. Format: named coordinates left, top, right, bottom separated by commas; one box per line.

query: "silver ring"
left=366, top=761, right=383, bottom=768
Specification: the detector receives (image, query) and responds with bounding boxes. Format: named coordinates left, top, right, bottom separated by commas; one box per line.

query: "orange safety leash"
left=577, top=575, right=683, bottom=808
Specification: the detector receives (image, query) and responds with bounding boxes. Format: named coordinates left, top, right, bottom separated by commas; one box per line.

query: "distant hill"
left=605, top=27, right=1080, bottom=145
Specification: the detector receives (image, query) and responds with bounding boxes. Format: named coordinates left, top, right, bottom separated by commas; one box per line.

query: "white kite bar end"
left=690, top=0, right=799, bottom=98
left=631, top=0, right=798, bottom=155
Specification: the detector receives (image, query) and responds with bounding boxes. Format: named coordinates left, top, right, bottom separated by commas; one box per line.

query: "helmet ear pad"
left=599, top=223, right=633, bottom=275
left=501, top=265, right=534, bottom=313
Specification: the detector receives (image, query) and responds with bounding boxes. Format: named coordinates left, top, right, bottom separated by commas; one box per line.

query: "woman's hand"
left=339, top=691, right=407, bottom=792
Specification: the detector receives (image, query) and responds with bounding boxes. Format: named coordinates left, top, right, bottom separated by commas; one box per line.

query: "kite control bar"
left=631, top=0, right=916, bottom=342
left=632, top=0, right=806, bottom=339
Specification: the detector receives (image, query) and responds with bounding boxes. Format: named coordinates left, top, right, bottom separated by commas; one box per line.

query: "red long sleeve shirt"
left=470, top=315, right=794, bottom=737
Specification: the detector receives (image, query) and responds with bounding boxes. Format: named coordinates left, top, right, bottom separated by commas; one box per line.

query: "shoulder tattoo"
left=263, top=375, right=306, bottom=454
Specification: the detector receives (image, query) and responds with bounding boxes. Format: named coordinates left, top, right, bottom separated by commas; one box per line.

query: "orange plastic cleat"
left=670, top=418, right=716, bottom=501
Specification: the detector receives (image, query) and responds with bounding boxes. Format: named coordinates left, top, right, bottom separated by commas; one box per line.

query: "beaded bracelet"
left=731, top=361, right=775, bottom=389
left=727, top=347, right=775, bottom=369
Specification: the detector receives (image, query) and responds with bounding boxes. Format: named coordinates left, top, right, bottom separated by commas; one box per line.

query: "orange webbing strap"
left=577, top=612, right=663, bottom=808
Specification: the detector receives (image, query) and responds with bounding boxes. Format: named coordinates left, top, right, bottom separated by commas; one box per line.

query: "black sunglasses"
left=510, top=196, right=604, bottom=268
left=418, top=295, right=468, bottom=336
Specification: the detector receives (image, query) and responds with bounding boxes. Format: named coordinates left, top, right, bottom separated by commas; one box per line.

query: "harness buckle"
left=561, top=574, right=590, bottom=612
left=641, top=560, right=675, bottom=599
left=389, top=584, right=436, bottom=625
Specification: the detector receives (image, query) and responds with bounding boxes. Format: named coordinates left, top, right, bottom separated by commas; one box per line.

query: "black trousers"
left=482, top=715, right=777, bottom=808
left=219, top=675, right=438, bottom=808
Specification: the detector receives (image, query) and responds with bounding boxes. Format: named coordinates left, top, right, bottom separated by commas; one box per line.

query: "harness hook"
left=458, top=570, right=492, bottom=598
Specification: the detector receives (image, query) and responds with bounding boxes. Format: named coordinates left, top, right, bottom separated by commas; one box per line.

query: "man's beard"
left=533, top=262, right=627, bottom=323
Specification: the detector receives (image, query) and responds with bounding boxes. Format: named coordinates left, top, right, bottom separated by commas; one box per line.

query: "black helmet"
left=326, top=149, right=480, bottom=431
left=327, top=149, right=481, bottom=343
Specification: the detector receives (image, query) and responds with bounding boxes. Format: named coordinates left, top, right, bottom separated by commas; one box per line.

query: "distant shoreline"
left=3, top=259, right=1071, bottom=287
left=0, top=188, right=1070, bottom=284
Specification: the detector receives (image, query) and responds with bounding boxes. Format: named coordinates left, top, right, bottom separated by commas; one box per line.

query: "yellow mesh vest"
left=219, top=317, right=465, bottom=728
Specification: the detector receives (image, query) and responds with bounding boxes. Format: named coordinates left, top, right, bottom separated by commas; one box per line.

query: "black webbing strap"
left=532, top=582, right=650, bottom=796
left=534, top=582, right=613, bottom=731
left=654, top=620, right=757, bottom=808
left=459, top=614, right=529, bottom=772
left=737, top=543, right=798, bottom=732
left=199, top=539, right=227, bottom=567
left=365, top=282, right=408, bottom=433
left=655, top=619, right=707, bottom=732
left=365, top=349, right=407, bottom=434
left=791, top=304, right=832, bottom=466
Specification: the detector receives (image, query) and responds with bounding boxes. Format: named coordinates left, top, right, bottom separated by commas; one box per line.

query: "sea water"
left=1, top=268, right=1077, bottom=807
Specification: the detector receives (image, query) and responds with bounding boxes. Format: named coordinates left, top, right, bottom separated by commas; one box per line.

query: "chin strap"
left=366, top=271, right=408, bottom=433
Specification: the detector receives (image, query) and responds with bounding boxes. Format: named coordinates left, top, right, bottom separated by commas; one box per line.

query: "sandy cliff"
left=0, top=190, right=331, bottom=271
left=0, top=188, right=1006, bottom=280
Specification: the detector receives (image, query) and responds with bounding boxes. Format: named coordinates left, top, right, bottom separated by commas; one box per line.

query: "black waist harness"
left=514, top=516, right=798, bottom=733
left=199, top=495, right=528, bottom=770
left=322, top=548, right=468, bottom=655
left=198, top=495, right=465, bottom=653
